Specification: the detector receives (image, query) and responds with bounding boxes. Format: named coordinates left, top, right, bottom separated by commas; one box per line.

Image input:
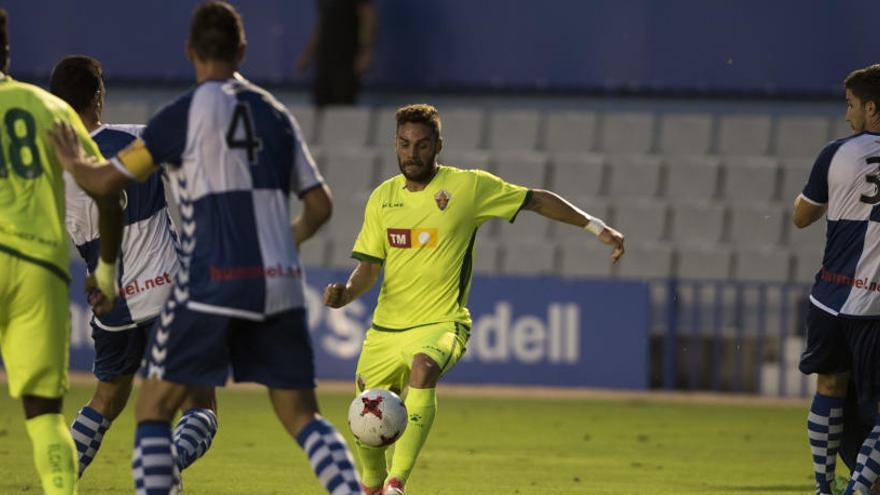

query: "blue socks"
left=132, top=421, right=179, bottom=495
left=296, top=418, right=362, bottom=494
left=845, top=421, right=880, bottom=495
left=809, top=394, right=845, bottom=495
left=70, top=406, right=112, bottom=478
left=173, top=408, right=218, bottom=470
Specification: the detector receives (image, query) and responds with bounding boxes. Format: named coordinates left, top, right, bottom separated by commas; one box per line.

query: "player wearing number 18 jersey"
left=0, top=9, right=122, bottom=494
left=51, top=3, right=362, bottom=494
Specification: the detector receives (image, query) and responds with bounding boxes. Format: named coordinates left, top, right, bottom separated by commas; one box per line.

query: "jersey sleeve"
left=801, top=140, right=843, bottom=205
left=472, top=169, right=531, bottom=224
left=351, top=190, right=385, bottom=265
left=289, top=113, right=324, bottom=197
left=113, top=93, right=193, bottom=182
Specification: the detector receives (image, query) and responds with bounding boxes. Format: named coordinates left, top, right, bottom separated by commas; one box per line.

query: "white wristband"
left=584, top=215, right=607, bottom=236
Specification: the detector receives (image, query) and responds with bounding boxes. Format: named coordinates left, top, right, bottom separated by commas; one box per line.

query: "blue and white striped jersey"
left=121, top=76, right=322, bottom=321
left=65, top=124, right=180, bottom=330
left=802, top=131, right=880, bottom=318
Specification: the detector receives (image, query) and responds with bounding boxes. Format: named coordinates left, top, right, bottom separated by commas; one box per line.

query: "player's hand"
left=598, top=226, right=625, bottom=263
left=323, top=283, right=349, bottom=308
left=47, top=121, right=85, bottom=171
left=85, top=274, right=115, bottom=315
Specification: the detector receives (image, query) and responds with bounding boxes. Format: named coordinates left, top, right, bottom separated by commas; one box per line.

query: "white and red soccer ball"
left=347, top=388, right=408, bottom=447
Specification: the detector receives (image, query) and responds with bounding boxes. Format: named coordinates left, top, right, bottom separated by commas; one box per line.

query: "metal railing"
left=651, top=279, right=812, bottom=397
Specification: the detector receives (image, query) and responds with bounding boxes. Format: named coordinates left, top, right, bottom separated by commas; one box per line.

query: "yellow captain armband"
left=112, top=138, right=159, bottom=182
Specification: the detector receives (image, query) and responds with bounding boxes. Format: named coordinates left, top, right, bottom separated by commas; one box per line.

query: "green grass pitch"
left=0, top=384, right=820, bottom=494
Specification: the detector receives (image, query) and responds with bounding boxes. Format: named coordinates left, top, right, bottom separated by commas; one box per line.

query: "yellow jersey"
left=0, top=74, right=102, bottom=282
left=352, top=165, right=530, bottom=329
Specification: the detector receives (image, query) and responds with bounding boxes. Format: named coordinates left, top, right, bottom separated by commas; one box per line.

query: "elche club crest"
left=434, top=189, right=451, bottom=211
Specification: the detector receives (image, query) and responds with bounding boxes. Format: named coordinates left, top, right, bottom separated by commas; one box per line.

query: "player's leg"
left=132, top=304, right=229, bottom=494
left=842, top=321, right=880, bottom=495
left=0, top=253, right=78, bottom=494
left=71, top=320, right=147, bottom=477
left=387, top=322, right=468, bottom=492
left=173, top=386, right=219, bottom=471
left=229, top=308, right=361, bottom=494
left=799, top=305, right=849, bottom=495
left=352, top=327, right=411, bottom=492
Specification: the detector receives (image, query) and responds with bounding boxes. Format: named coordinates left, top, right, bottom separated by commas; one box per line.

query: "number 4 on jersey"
left=225, top=102, right=262, bottom=165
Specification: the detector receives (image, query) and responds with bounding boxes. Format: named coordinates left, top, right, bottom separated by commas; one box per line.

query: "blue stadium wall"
left=4, top=0, right=879, bottom=96
left=62, top=261, right=651, bottom=390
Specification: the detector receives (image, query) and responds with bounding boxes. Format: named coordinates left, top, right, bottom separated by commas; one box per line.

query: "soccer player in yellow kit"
left=0, top=9, right=121, bottom=494
left=324, top=103, right=625, bottom=494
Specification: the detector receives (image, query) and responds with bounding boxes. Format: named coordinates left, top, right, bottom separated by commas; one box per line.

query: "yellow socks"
left=25, top=413, right=78, bottom=494
left=355, top=440, right=388, bottom=488
left=389, top=387, right=436, bottom=483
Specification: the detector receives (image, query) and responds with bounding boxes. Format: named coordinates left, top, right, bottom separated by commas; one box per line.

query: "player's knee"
left=22, top=395, right=63, bottom=419
left=817, top=373, right=849, bottom=397
left=409, top=353, right=441, bottom=389
left=135, top=381, right=186, bottom=422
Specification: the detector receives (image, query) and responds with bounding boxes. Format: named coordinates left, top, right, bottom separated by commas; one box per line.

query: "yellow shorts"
left=354, top=321, right=469, bottom=395
left=0, top=251, right=70, bottom=399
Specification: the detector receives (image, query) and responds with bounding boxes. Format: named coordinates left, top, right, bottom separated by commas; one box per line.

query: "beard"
left=398, top=153, right=438, bottom=183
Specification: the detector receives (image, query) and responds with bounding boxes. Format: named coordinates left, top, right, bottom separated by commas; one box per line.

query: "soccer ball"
left=347, top=388, right=408, bottom=447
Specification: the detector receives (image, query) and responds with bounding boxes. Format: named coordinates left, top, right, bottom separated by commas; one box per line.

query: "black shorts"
left=800, top=302, right=880, bottom=407
left=92, top=318, right=154, bottom=382
left=140, top=305, right=315, bottom=389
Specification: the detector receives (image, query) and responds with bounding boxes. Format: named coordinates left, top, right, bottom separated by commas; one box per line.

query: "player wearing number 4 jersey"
left=323, top=104, right=625, bottom=495
left=49, top=55, right=220, bottom=483
left=794, top=64, right=880, bottom=495
left=50, top=3, right=362, bottom=494
left=0, top=9, right=123, bottom=495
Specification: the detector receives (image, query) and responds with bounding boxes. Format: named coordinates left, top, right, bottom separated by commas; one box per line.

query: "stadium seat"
left=325, top=194, right=368, bottom=245
left=657, top=113, right=713, bottom=156
left=664, top=155, right=721, bottom=201
left=717, top=114, right=772, bottom=155
left=610, top=199, right=668, bottom=243
left=327, top=235, right=358, bottom=269
left=792, top=246, right=823, bottom=283
left=543, top=111, right=598, bottom=153
left=500, top=239, right=556, bottom=275
left=669, top=201, right=726, bottom=246
left=786, top=215, right=826, bottom=248
left=102, top=101, right=152, bottom=125
left=287, top=104, right=318, bottom=144
left=617, top=243, right=674, bottom=279
left=779, top=160, right=812, bottom=203
left=495, top=210, right=553, bottom=241
left=371, top=107, right=398, bottom=147
left=441, top=149, right=492, bottom=171
left=439, top=108, right=485, bottom=149
left=473, top=239, right=500, bottom=274
left=557, top=241, right=614, bottom=278
left=492, top=151, right=548, bottom=189
left=487, top=110, right=541, bottom=151
left=721, top=156, right=779, bottom=202
left=551, top=197, right=609, bottom=239
left=600, top=112, right=655, bottom=154
left=299, top=237, right=329, bottom=268
left=774, top=116, right=830, bottom=158
left=732, top=247, right=791, bottom=282
left=676, top=246, right=733, bottom=280
left=317, top=106, right=372, bottom=147
left=548, top=153, right=605, bottom=198
left=320, top=148, right=379, bottom=196
left=831, top=118, right=855, bottom=140
left=606, top=154, right=664, bottom=198
left=727, top=203, right=785, bottom=248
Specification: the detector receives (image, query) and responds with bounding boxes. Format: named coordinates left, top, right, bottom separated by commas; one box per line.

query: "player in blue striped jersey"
left=794, top=64, right=880, bottom=495
left=50, top=56, right=219, bottom=481
left=49, top=4, right=362, bottom=494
